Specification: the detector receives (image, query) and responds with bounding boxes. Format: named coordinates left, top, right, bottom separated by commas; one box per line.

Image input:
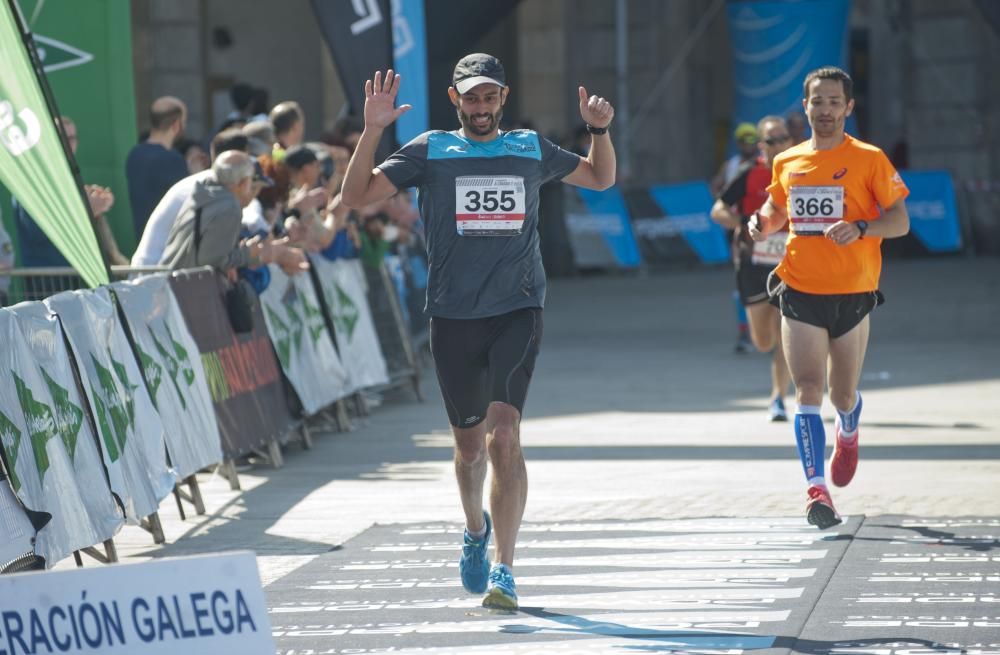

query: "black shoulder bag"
left=194, top=206, right=258, bottom=333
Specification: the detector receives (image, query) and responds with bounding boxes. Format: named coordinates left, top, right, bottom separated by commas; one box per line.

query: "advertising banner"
left=112, top=275, right=224, bottom=478
left=899, top=170, right=963, bottom=253
left=0, top=308, right=120, bottom=565
left=258, top=266, right=349, bottom=416
left=644, top=182, right=731, bottom=265
left=168, top=268, right=294, bottom=459
left=565, top=187, right=642, bottom=270
left=45, top=289, right=175, bottom=524
left=0, top=1, right=106, bottom=286
left=312, top=257, right=389, bottom=392
left=0, top=551, right=275, bottom=654
left=727, top=0, right=852, bottom=125
left=8, top=301, right=124, bottom=553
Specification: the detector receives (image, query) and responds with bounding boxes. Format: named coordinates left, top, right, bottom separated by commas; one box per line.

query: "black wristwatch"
left=585, top=124, right=608, bottom=135
left=855, top=220, right=869, bottom=238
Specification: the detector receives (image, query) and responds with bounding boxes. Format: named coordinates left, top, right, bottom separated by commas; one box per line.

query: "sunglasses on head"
left=763, top=134, right=792, bottom=146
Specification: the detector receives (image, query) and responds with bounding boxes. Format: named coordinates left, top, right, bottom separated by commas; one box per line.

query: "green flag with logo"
left=0, top=0, right=107, bottom=287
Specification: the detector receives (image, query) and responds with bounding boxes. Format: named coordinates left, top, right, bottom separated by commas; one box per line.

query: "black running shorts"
left=777, top=285, right=884, bottom=338
left=735, top=262, right=773, bottom=306
left=429, top=308, right=543, bottom=428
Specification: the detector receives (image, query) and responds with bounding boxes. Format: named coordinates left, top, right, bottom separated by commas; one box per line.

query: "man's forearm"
left=341, top=127, right=383, bottom=208
left=867, top=203, right=910, bottom=239
left=587, top=133, right=616, bottom=189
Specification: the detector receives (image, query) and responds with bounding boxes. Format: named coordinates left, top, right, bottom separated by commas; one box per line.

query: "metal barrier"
left=2, top=266, right=170, bottom=304
left=364, top=262, right=423, bottom=400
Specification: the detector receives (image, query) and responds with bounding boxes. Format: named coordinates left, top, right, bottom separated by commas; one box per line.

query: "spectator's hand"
left=284, top=216, right=310, bottom=244
left=364, top=69, right=412, bottom=130
left=273, top=243, right=310, bottom=275
left=85, top=185, right=115, bottom=216
left=578, top=87, right=614, bottom=129
left=288, top=186, right=328, bottom=213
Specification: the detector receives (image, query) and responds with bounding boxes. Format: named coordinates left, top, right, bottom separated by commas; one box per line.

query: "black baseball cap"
left=453, top=53, right=506, bottom=94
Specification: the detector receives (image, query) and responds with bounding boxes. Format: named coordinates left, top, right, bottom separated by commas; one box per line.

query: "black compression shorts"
left=429, top=308, right=543, bottom=428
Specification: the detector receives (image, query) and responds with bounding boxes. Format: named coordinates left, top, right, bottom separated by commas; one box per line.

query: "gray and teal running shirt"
left=378, top=129, right=580, bottom=319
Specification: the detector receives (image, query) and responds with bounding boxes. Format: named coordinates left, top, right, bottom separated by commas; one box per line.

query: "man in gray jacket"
left=160, top=151, right=305, bottom=272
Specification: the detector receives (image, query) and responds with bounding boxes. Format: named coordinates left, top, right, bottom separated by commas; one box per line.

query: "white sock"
left=808, top=476, right=826, bottom=488
left=467, top=522, right=487, bottom=539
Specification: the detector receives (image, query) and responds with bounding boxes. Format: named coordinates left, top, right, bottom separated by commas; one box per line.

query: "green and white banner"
left=9, top=301, right=124, bottom=556
left=112, top=275, right=223, bottom=479
left=45, top=289, right=175, bottom=523
left=259, top=267, right=349, bottom=415
left=0, top=479, right=35, bottom=569
left=312, top=258, right=389, bottom=393
left=0, top=1, right=107, bottom=286
left=0, top=307, right=120, bottom=566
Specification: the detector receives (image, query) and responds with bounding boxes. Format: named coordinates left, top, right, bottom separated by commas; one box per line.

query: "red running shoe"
left=806, top=485, right=842, bottom=529
left=831, top=416, right=859, bottom=488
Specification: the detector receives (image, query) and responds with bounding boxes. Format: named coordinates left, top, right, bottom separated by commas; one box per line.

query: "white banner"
left=0, top=480, right=35, bottom=570
left=112, top=276, right=223, bottom=479
left=8, top=301, right=125, bottom=559
left=45, top=290, right=176, bottom=524
left=0, top=308, right=121, bottom=566
left=0, top=551, right=275, bottom=654
left=258, top=266, right=349, bottom=415
left=311, top=257, right=389, bottom=392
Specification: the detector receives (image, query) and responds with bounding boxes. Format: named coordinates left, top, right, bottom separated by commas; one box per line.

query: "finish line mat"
left=267, top=516, right=1000, bottom=654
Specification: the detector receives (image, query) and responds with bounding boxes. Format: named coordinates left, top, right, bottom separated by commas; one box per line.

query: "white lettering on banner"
left=0, top=551, right=273, bottom=653
left=390, top=0, right=413, bottom=57
left=907, top=200, right=948, bottom=221
left=634, top=214, right=714, bottom=238
left=349, top=0, right=383, bottom=35
left=567, top=213, right=626, bottom=236
left=0, top=101, right=41, bottom=157
left=455, top=176, right=526, bottom=236
left=789, top=185, right=843, bottom=233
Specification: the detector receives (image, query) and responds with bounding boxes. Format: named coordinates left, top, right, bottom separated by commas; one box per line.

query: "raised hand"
left=364, top=69, right=412, bottom=130
left=578, top=87, right=614, bottom=129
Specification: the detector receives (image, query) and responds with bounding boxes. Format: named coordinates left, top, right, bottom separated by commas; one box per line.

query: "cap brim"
left=454, top=76, right=505, bottom=94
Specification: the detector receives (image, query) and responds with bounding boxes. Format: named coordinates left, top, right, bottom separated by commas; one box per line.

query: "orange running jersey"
left=767, top=134, right=909, bottom=294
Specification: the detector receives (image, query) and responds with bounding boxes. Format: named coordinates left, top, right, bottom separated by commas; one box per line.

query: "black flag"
left=311, top=0, right=395, bottom=157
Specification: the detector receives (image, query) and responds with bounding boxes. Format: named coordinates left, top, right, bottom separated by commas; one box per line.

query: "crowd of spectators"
left=2, top=82, right=430, bottom=308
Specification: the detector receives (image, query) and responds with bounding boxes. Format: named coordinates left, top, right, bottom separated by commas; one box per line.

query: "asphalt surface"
left=97, top=256, right=1000, bottom=653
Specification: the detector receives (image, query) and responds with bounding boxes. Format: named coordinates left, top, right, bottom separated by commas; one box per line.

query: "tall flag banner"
left=391, top=0, right=428, bottom=145
left=726, top=0, right=852, bottom=126
left=0, top=0, right=107, bottom=287
left=311, top=0, right=396, bottom=158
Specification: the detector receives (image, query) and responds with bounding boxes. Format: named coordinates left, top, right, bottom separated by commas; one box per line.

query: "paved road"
left=99, top=257, right=999, bottom=650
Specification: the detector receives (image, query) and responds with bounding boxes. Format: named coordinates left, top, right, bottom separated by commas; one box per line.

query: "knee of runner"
left=454, top=438, right=486, bottom=465
left=829, top=387, right=856, bottom=413
left=486, top=422, right=521, bottom=457
left=795, top=379, right=825, bottom=404
left=751, top=331, right=777, bottom=353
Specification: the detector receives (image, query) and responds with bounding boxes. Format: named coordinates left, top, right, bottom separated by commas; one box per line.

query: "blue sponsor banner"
left=727, top=0, right=852, bottom=127
left=571, top=187, right=642, bottom=269
left=392, top=0, right=429, bottom=145
left=646, top=182, right=730, bottom=264
left=899, top=170, right=962, bottom=253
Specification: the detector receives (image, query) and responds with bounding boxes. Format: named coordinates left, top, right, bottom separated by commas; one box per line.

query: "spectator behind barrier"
left=159, top=151, right=308, bottom=276
left=132, top=128, right=249, bottom=267
left=15, top=116, right=127, bottom=275
left=126, top=96, right=189, bottom=238
left=176, top=138, right=210, bottom=175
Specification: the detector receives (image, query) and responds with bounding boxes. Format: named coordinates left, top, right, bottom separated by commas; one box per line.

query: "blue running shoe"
left=482, top=562, right=518, bottom=610
left=459, top=511, right=491, bottom=594
left=769, top=397, right=788, bottom=422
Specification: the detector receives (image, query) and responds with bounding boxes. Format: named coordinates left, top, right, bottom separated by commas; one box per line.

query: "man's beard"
left=458, top=107, right=503, bottom=136
left=811, top=115, right=841, bottom=138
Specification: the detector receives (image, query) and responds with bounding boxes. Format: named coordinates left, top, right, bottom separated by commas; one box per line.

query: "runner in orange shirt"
left=711, top=115, right=794, bottom=422
left=748, top=67, right=910, bottom=529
